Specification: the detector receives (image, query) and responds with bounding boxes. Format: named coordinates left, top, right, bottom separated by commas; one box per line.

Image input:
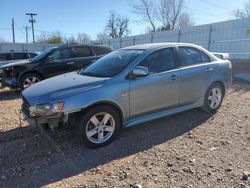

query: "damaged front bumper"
left=21, top=103, right=68, bottom=129
left=0, top=69, right=18, bottom=88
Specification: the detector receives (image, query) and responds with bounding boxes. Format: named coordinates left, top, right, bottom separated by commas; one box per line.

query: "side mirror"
left=131, top=66, right=149, bottom=77
left=47, top=56, right=54, bottom=62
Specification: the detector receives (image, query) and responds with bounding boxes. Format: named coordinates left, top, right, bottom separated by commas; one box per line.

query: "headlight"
left=5, top=67, right=13, bottom=71
left=29, top=101, right=64, bottom=116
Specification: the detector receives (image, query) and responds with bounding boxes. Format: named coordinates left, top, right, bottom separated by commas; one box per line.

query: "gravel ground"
left=0, top=82, right=249, bottom=188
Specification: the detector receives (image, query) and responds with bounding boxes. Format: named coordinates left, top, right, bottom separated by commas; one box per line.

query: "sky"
left=0, top=0, right=247, bottom=43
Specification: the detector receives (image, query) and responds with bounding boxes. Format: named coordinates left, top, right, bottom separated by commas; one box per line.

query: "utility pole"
left=12, top=18, right=15, bottom=43
left=26, top=13, right=37, bottom=43
left=23, top=26, right=30, bottom=43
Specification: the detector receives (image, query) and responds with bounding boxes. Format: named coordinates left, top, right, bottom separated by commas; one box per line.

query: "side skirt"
left=124, top=97, right=204, bottom=128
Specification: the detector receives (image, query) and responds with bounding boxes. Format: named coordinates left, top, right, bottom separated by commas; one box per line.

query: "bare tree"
left=64, top=36, right=77, bottom=44
left=158, top=0, right=185, bottom=30
left=130, top=0, right=157, bottom=32
left=233, top=0, right=250, bottom=19
left=105, top=11, right=129, bottom=39
left=177, top=12, right=194, bottom=29
left=76, top=32, right=91, bottom=43
left=96, top=32, right=109, bottom=41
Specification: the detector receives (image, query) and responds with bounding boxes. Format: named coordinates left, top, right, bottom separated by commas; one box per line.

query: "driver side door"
left=129, top=47, right=180, bottom=118
left=41, top=48, right=75, bottom=78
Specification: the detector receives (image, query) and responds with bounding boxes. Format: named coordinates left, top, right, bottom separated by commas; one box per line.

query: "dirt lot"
left=0, top=82, right=250, bottom=188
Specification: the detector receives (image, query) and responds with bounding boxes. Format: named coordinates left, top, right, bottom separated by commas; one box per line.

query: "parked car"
left=0, top=44, right=112, bottom=89
left=21, top=43, right=232, bottom=148
left=0, top=52, right=38, bottom=62
left=0, top=52, right=38, bottom=66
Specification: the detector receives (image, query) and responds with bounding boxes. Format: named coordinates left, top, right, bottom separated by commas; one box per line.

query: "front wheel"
left=203, top=83, right=224, bottom=113
left=20, top=73, right=42, bottom=90
left=76, top=106, right=121, bottom=148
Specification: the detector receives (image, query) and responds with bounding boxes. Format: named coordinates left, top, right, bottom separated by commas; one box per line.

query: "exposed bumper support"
left=21, top=103, right=66, bottom=129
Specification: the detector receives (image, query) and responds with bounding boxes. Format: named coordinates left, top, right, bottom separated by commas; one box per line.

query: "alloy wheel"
left=85, top=112, right=115, bottom=144
left=208, top=87, right=222, bottom=109
left=23, top=76, right=40, bottom=89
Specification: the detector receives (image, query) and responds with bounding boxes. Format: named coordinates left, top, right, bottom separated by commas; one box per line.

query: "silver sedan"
left=21, top=43, right=232, bottom=148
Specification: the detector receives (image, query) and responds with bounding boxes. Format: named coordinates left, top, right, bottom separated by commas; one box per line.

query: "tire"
left=76, top=105, right=122, bottom=148
left=19, top=73, right=42, bottom=90
left=203, top=83, right=224, bottom=113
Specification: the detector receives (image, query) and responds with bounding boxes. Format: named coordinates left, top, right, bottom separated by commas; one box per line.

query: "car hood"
left=22, top=72, right=109, bottom=106
left=0, top=59, right=32, bottom=68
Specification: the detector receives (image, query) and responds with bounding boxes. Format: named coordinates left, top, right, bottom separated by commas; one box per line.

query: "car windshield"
left=31, top=48, right=56, bottom=62
left=79, top=49, right=144, bottom=77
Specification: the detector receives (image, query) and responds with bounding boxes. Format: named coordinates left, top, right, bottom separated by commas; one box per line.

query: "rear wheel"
left=20, top=73, right=42, bottom=90
left=76, top=105, right=121, bottom=148
left=203, top=83, right=224, bottom=113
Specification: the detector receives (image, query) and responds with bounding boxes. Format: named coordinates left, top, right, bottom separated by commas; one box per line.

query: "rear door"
left=129, top=47, right=180, bottom=118
left=41, top=48, right=75, bottom=78
left=71, top=46, right=95, bottom=71
left=178, top=46, right=213, bottom=105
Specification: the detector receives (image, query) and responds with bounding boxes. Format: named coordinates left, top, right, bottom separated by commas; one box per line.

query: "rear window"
left=13, top=53, right=27, bottom=60
left=179, top=47, right=210, bottom=66
left=73, top=46, right=92, bottom=58
left=92, top=46, right=112, bottom=55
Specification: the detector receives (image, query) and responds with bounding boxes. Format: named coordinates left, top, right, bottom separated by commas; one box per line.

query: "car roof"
left=57, top=43, right=111, bottom=49
left=122, top=42, right=201, bottom=50
left=0, top=52, right=37, bottom=54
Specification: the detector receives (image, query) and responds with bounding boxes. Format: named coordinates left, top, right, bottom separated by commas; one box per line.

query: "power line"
left=199, top=0, right=233, bottom=12
left=187, top=7, right=227, bottom=20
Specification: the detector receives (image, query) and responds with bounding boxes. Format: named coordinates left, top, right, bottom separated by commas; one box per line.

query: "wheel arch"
left=19, top=71, right=44, bottom=83
left=209, top=80, right=226, bottom=96
left=84, top=101, right=124, bottom=124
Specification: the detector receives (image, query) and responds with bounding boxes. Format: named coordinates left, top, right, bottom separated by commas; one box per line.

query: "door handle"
left=170, top=75, right=177, bottom=81
left=206, top=67, right=213, bottom=72
left=67, top=62, right=75, bottom=65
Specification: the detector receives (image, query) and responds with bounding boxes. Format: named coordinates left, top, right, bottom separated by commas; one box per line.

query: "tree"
left=96, top=32, right=109, bottom=41
left=64, top=36, right=77, bottom=44
left=37, top=31, right=63, bottom=44
left=130, top=0, right=157, bottom=32
left=105, top=11, right=130, bottom=39
left=76, top=32, right=91, bottom=43
left=233, top=0, right=250, bottom=19
left=158, top=0, right=185, bottom=30
left=177, top=12, right=194, bottom=29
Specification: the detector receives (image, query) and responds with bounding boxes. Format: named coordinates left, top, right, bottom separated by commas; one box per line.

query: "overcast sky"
left=0, top=0, right=247, bottom=42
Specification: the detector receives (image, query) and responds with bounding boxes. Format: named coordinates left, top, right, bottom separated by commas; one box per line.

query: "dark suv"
left=0, top=44, right=112, bottom=89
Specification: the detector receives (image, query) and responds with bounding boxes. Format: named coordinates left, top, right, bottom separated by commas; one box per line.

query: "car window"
left=29, top=53, right=37, bottom=58
left=200, top=51, right=211, bottom=63
left=50, top=48, right=73, bottom=60
left=92, top=46, right=112, bottom=55
left=13, top=53, right=27, bottom=60
left=139, top=48, right=175, bottom=74
left=80, top=49, right=143, bottom=77
left=179, top=47, right=211, bottom=66
left=73, top=47, right=92, bottom=58
left=0, top=54, right=7, bottom=60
